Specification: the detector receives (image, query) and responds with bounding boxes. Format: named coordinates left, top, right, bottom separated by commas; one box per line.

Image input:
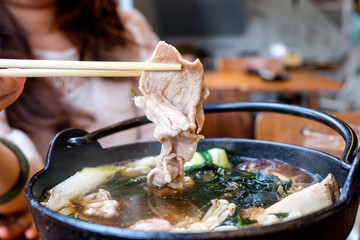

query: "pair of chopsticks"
left=0, top=59, right=182, bottom=77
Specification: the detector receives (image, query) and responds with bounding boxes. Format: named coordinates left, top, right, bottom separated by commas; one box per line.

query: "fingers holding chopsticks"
left=0, top=77, right=26, bottom=111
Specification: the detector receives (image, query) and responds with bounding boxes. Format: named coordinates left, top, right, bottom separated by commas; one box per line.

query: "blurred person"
left=0, top=0, right=158, bottom=238
left=318, top=0, right=360, bottom=112
left=341, top=0, right=360, bottom=76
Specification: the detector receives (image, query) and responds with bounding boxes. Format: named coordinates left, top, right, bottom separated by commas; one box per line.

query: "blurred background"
left=127, top=0, right=348, bottom=70
left=120, top=0, right=360, bottom=161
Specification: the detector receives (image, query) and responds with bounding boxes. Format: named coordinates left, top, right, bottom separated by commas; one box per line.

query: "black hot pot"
left=25, top=102, right=360, bottom=240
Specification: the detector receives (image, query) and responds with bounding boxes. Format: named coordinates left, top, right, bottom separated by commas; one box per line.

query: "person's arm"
left=0, top=77, right=43, bottom=239
left=0, top=125, right=43, bottom=239
left=0, top=142, right=20, bottom=204
left=0, top=140, right=27, bottom=214
left=0, top=125, right=44, bottom=214
left=0, top=77, right=29, bottom=212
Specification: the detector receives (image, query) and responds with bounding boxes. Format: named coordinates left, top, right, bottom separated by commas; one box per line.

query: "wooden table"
left=204, top=70, right=342, bottom=104
left=201, top=70, right=343, bottom=139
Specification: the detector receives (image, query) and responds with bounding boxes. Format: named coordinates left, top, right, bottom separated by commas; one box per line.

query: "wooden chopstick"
left=0, top=59, right=181, bottom=77
left=0, top=69, right=143, bottom=77
left=0, top=59, right=182, bottom=71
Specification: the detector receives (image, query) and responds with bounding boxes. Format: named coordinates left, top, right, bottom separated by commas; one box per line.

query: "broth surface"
left=70, top=159, right=313, bottom=228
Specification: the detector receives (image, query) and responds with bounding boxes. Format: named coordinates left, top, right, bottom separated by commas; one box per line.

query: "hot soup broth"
left=42, top=148, right=338, bottom=232
left=86, top=166, right=289, bottom=227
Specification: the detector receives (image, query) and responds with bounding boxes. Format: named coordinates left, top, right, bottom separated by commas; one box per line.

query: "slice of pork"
left=81, top=189, right=123, bottom=218
left=134, top=41, right=209, bottom=189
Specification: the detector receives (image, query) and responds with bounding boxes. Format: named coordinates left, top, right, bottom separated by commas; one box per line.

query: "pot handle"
left=67, top=102, right=358, bottom=169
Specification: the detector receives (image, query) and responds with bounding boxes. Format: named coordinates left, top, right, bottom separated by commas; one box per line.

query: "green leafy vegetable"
left=223, top=207, right=257, bottom=227
left=185, top=165, right=292, bottom=209
left=199, top=151, right=212, bottom=164
left=105, top=175, right=147, bottom=191
left=131, top=88, right=138, bottom=97
left=270, top=212, right=290, bottom=218
left=88, top=148, right=293, bottom=229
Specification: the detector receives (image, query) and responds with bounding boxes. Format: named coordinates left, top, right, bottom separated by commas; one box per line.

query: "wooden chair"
left=201, top=89, right=253, bottom=139
left=215, top=57, right=249, bottom=72
left=254, top=111, right=360, bottom=158
left=201, top=57, right=255, bottom=139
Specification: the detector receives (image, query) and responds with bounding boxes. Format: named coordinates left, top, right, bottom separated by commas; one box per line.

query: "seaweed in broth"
left=42, top=148, right=339, bottom=232
left=69, top=157, right=309, bottom=228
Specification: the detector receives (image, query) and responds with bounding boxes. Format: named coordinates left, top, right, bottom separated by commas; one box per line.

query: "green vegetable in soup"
left=43, top=166, right=120, bottom=212
left=50, top=166, right=119, bottom=201
left=185, top=148, right=232, bottom=170
left=103, top=150, right=291, bottom=217
left=223, top=206, right=258, bottom=227
left=208, top=148, right=232, bottom=169
left=43, top=148, right=297, bottom=229
left=184, top=166, right=292, bottom=209
left=270, top=212, right=290, bottom=218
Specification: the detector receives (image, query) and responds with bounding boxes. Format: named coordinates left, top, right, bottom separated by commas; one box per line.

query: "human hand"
left=0, top=77, right=26, bottom=111
left=0, top=209, right=38, bottom=239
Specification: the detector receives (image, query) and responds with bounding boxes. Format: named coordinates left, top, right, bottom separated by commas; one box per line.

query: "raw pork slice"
left=134, top=41, right=209, bottom=189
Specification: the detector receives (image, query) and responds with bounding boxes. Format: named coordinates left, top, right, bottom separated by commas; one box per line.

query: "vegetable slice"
left=43, top=166, right=119, bottom=212
left=185, top=152, right=205, bottom=167
left=185, top=148, right=231, bottom=169
left=208, top=148, right=232, bottom=169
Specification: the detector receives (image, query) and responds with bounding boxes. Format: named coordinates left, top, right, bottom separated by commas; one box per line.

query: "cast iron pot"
left=25, top=102, right=360, bottom=240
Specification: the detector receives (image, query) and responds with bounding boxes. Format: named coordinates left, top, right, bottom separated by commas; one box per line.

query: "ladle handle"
left=67, top=102, right=358, bottom=169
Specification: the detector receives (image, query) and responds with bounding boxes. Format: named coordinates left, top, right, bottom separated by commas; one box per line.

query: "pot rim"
left=24, top=102, right=360, bottom=239
left=25, top=138, right=355, bottom=239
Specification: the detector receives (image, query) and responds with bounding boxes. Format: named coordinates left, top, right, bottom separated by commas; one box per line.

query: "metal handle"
left=67, top=116, right=150, bottom=145
left=67, top=102, right=358, bottom=169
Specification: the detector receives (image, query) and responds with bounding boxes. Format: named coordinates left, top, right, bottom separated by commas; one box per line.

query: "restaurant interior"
left=131, top=0, right=360, bottom=238
left=133, top=0, right=360, bottom=143
left=2, top=0, right=360, bottom=239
